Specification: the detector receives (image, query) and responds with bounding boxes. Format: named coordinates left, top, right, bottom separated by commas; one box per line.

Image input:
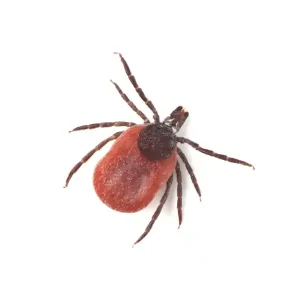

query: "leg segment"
left=175, top=162, right=183, bottom=228
left=64, top=131, right=123, bottom=188
left=177, top=137, right=255, bottom=169
left=177, top=147, right=201, bottom=200
left=133, top=174, right=174, bottom=246
left=69, top=121, right=135, bottom=133
left=114, top=52, right=160, bottom=123
left=110, top=80, right=149, bottom=123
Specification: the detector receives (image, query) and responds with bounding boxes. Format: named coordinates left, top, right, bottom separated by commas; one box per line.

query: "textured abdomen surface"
left=93, top=125, right=177, bottom=212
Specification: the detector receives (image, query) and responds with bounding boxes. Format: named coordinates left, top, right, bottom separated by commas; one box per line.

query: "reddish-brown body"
left=65, top=52, right=254, bottom=245
left=93, top=125, right=177, bottom=212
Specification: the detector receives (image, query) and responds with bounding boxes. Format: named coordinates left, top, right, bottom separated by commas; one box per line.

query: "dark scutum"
left=138, top=124, right=176, bottom=161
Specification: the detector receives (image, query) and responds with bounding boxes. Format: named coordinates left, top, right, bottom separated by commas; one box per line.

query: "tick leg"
left=69, top=121, right=136, bottom=133
left=177, top=137, right=255, bottom=169
left=114, top=52, right=160, bottom=123
left=110, top=80, right=149, bottom=123
left=64, top=131, right=123, bottom=188
left=133, top=175, right=174, bottom=246
left=177, top=147, right=201, bottom=200
left=175, top=162, right=183, bottom=228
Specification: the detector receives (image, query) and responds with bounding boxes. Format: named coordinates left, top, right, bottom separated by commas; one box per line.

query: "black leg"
left=177, top=147, right=201, bottom=200
left=64, top=131, right=123, bottom=188
left=177, top=137, right=255, bottom=169
left=133, top=174, right=174, bottom=246
left=175, top=162, right=183, bottom=228
left=114, top=52, right=160, bottom=123
left=69, top=121, right=135, bottom=133
left=110, top=80, right=150, bottom=123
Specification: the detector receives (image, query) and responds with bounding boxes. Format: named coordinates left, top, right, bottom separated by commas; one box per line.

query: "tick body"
left=93, top=125, right=177, bottom=213
left=65, top=53, right=254, bottom=245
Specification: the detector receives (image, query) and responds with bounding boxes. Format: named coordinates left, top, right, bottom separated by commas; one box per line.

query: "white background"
left=1, top=1, right=300, bottom=299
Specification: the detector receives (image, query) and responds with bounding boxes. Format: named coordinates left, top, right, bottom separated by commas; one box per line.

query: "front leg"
left=177, top=137, right=255, bottom=169
left=69, top=121, right=135, bottom=133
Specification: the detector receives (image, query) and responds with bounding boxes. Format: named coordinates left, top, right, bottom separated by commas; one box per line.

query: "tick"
left=64, top=52, right=254, bottom=245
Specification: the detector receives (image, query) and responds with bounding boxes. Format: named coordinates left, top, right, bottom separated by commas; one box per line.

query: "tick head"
left=138, top=123, right=176, bottom=161
left=164, top=106, right=189, bottom=132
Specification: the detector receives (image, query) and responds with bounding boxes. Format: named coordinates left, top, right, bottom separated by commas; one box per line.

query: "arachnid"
left=64, top=53, right=254, bottom=245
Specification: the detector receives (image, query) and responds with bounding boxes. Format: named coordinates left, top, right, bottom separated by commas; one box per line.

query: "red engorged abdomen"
left=93, top=125, right=177, bottom=212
